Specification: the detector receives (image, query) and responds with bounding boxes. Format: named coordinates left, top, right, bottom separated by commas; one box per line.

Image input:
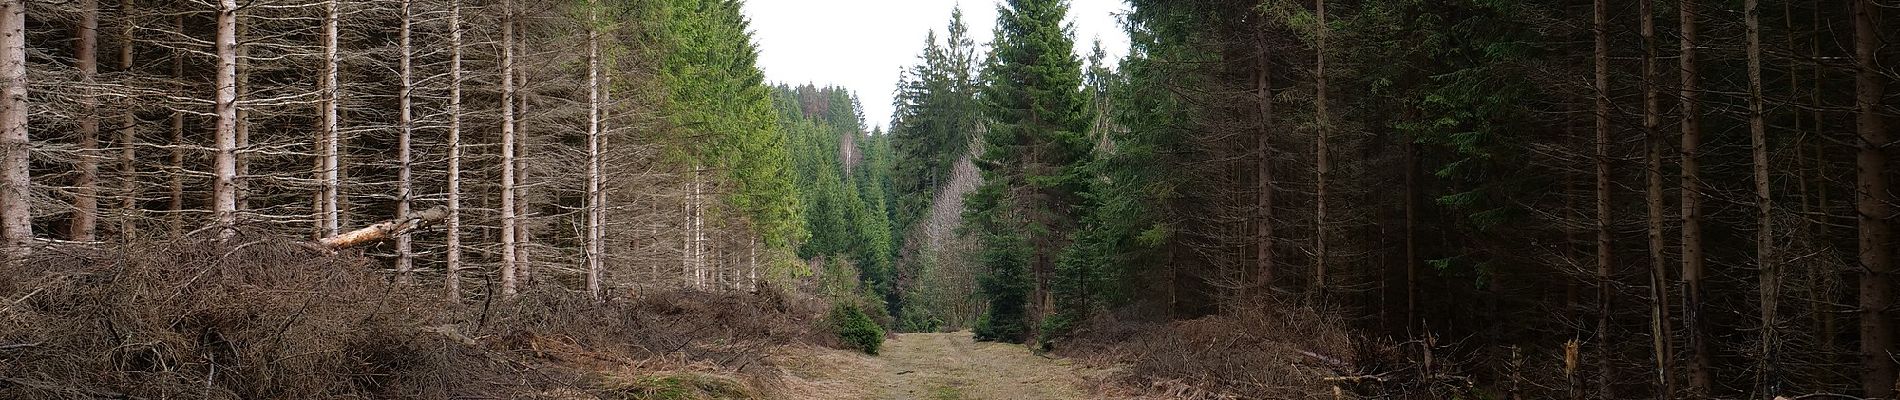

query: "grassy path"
left=777, top=331, right=1108, bottom=400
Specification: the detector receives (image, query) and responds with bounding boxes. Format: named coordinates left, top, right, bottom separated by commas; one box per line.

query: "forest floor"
left=773, top=331, right=1121, bottom=400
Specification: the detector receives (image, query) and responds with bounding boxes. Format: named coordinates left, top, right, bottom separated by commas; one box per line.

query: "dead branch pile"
left=0, top=234, right=829, bottom=399
left=1060, top=303, right=1365, bottom=399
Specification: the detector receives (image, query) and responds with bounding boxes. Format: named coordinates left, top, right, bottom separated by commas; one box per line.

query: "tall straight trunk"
left=1853, top=0, right=1894, bottom=396
left=116, top=0, right=135, bottom=241
left=1591, top=1, right=1615, bottom=397
left=211, top=0, right=239, bottom=229
left=1311, top=0, right=1329, bottom=301
left=1641, top=1, right=1674, bottom=396
left=317, top=0, right=340, bottom=236
left=1678, top=0, right=1711, bottom=393
left=0, top=0, right=27, bottom=254
left=693, top=172, right=705, bottom=288
left=444, top=0, right=463, bottom=301
left=1254, top=33, right=1273, bottom=291
left=71, top=0, right=99, bottom=242
left=394, top=0, right=414, bottom=283
left=167, top=14, right=183, bottom=237
left=585, top=0, right=603, bottom=300
left=499, top=0, right=518, bottom=297
left=1745, top=0, right=1777, bottom=393
left=1405, top=138, right=1418, bottom=332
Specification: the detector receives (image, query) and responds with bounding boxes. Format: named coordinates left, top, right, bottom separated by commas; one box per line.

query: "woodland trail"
left=778, top=331, right=1112, bottom=400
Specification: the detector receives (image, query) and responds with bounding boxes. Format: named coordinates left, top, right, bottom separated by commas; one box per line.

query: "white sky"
left=743, top=0, right=1132, bottom=130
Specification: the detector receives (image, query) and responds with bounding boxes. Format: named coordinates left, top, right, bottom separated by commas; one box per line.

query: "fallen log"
left=310, top=205, right=449, bottom=251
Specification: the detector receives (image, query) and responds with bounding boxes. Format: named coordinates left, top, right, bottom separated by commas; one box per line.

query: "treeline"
left=893, top=0, right=1898, bottom=398
left=0, top=0, right=816, bottom=302
left=770, top=83, right=900, bottom=321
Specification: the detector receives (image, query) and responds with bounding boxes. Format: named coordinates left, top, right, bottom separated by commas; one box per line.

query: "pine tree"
left=968, top=0, right=1092, bottom=343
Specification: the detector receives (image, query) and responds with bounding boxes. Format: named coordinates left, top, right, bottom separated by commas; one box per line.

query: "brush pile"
left=0, top=231, right=830, bottom=399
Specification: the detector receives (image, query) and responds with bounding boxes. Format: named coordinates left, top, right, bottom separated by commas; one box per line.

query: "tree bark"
left=1745, top=0, right=1778, bottom=393
left=71, top=0, right=100, bottom=242
left=1311, top=0, right=1329, bottom=301
left=1678, top=0, right=1711, bottom=393
left=0, top=0, right=28, bottom=255
left=167, top=14, right=183, bottom=237
left=212, top=0, right=240, bottom=229
left=395, top=0, right=415, bottom=283
left=1254, top=29, right=1273, bottom=292
left=444, top=0, right=464, bottom=302
left=318, top=0, right=341, bottom=237
left=1853, top=0, right=1894, bottom=396
left=116, top=0, right=135, bottom=241
left=1591, top=1, right=1615, bottom=396
left=585, top=0, right=603, bottom=300
left=1641, top=0, right=1674, bottom=396
left=499, top=0, right=519, bottom=296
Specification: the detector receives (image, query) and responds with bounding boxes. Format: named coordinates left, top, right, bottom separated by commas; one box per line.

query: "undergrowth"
left=0, top=232, right=835, bottom=399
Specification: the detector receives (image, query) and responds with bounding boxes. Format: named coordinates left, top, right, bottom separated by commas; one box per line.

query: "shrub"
left=828, top=303, right=884, bottom=355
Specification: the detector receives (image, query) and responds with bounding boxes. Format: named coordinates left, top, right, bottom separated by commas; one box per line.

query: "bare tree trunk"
left=212, top=0, right=240, bottom=229
left=168, top=14, right=184, bottom=237
left=317, top=0, right=341, bottom=237
left=0, top=0, right=27, bottom=255
left=116, top=0, right=135, bottom=241
left=1254, top=33, right=1273, bottom=292
left=71, top=0, right=100, bottom=242
left=1745, top=0, right=1777, bottom=393
left=1591, top=1, right=1615, bottom=396
left=1311, top=0, right=1328, bottom=301
left=394, top=0, right=415, bottom=283
left=499, top=0, right=519, bottom=296
left=1853, top=0, right=1894, bottom=396
left=1641, top=1, right=1675, bottom=396
left=585, top=0, right=603, bottom=300
left=1678, top=1, right=1711, bottom=394
left=1405, top=137, right=1418, bottom=332
left=444, top=0, right=464, bottom=301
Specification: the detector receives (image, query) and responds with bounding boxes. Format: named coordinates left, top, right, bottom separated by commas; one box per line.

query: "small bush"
left=828, top=304, right=883, bottom=355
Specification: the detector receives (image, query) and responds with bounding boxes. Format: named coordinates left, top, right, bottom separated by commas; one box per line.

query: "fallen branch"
left=308, top=205, right=449, bottom=252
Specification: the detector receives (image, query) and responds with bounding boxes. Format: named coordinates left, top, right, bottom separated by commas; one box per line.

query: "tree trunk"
left=0, top=0, right=27, bottom=256
left=167, top=14, right=183, bottom=237
left=317, top=0, right=341, bottom=237
left=313, top=205, right=447, bottom=251
left=1678, top=0, right=1711, bottom=393
left=585, top=0, right=603, bottom=300
left=1641, top=0, right=1674, bottom=396
left=71, top=0, right=100, bottom=242
left=212, top=0, right=240, bottom=229
left=444, top=0, right=464, bottom=302
left=1745, top=0, right=1778, bottom=393
left=395, top=0, right=414, bottom=283
left=499, top=0, right=519, bottom=297
left=116, top=0, right=135, bottom=241
left=1853, top=0, right=1894, bottom=396
left=1591, top=1, right=1615, bottom=396
left=1311, top=0, right=1329, bottom=301
left=1254, top=31, right=1273, bottom=292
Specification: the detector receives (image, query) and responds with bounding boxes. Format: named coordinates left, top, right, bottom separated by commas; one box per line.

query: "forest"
left=0, top=0, right=1896, bottom=398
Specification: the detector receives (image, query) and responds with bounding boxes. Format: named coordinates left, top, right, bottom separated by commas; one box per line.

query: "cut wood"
left=312, top=205, right=448, bottom=251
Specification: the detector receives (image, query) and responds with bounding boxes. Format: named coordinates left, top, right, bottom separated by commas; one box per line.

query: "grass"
left=593, top=372, right=755, bottom=400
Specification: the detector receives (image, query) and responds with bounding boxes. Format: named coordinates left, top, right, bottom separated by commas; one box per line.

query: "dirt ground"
left=775, top=331, right=1117, bottom=400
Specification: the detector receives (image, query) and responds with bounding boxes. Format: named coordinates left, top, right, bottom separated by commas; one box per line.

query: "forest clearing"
left=1, top=0, right=1898, bottom=398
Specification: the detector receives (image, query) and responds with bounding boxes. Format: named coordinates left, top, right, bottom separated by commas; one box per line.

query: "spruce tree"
left=968, top=0, right=1092, bottom=343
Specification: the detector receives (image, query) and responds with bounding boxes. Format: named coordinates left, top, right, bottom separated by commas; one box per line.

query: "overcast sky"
left=743, top=0, right=1131, bottom=130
